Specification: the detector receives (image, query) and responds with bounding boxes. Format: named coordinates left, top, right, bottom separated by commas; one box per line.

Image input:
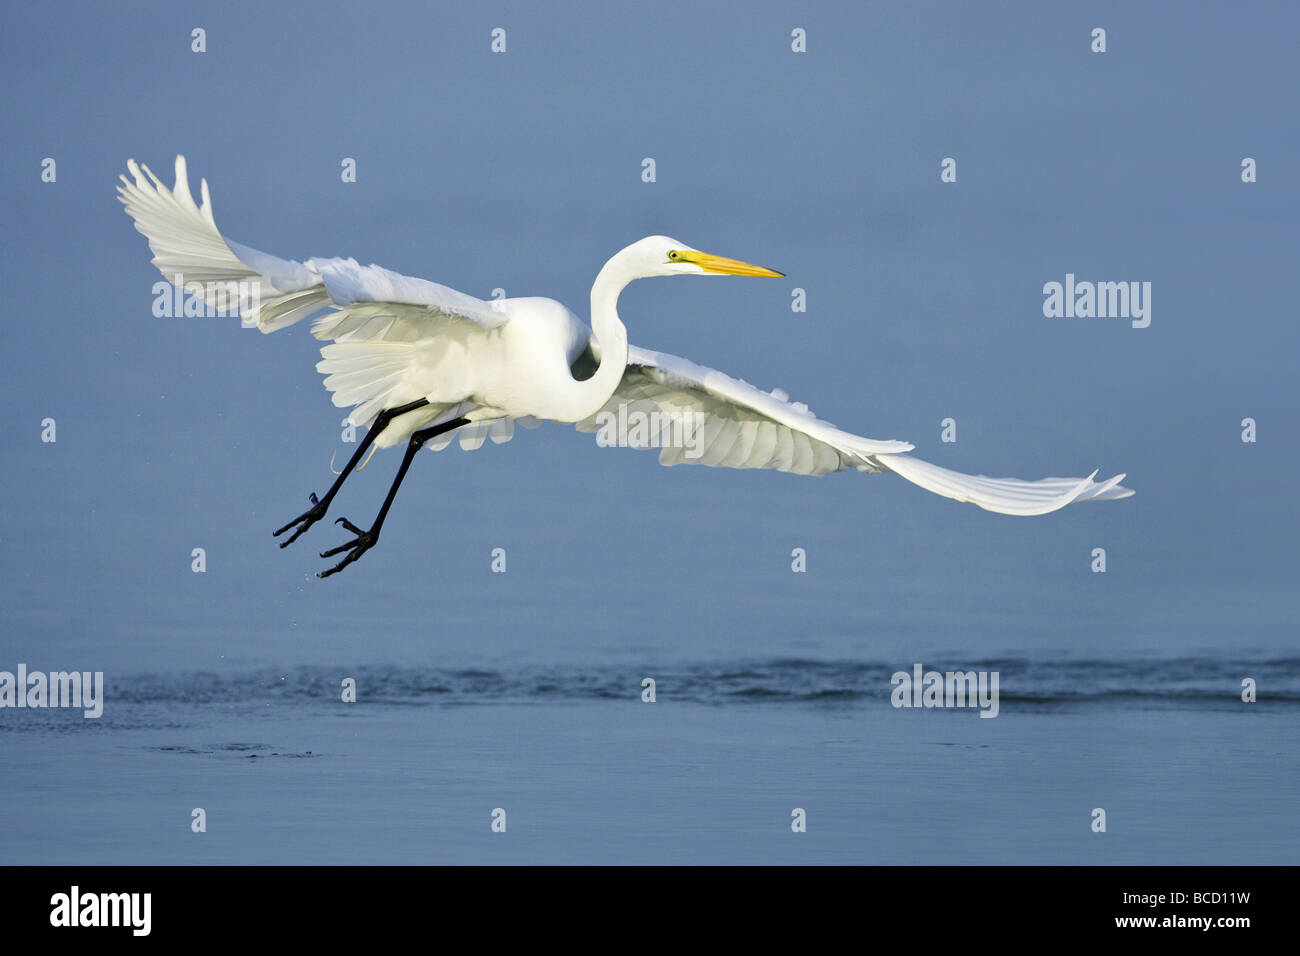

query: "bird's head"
left=621, top=235, right=785, bottom=279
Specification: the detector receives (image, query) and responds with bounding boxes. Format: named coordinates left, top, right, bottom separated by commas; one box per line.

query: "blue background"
left=1, top=1, right=1296, bottom=864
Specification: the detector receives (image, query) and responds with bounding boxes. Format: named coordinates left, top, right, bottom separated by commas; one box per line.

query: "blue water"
left=1, top=1, right=1298, bottom=864
left=3, top=660, right=1296, bottom=864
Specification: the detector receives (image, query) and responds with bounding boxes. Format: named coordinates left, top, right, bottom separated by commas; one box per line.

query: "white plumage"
left=119, top=156, right=1132, bottom=573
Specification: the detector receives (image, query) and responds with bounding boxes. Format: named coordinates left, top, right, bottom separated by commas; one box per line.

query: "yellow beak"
left=678, top=250, right=785, bottom=277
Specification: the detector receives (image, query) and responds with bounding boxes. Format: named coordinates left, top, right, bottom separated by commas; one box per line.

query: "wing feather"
left=121, top=155, right=512, bottom=441
left=576, top=345, right=912, bottom=475
left=119, top=156, right=505, bottom=337
left=576, top=346, right=1133, bottom=514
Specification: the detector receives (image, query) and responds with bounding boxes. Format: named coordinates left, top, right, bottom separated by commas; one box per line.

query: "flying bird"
left=119, top=157, right=1133, bottom=577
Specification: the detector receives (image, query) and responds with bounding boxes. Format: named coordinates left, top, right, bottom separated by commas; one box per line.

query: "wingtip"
left=1107, top=473, right=1136, bottom=499
left=1084, top=472, right=1136, bottom=502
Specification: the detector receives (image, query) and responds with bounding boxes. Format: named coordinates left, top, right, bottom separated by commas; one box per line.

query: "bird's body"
left=119, top=156, right=1132, bottom=576
left=319, top=291, right=592, bottom=447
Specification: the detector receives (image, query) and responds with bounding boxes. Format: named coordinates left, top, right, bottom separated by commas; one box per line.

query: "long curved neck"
left=548, top=255, right=631, bottom=422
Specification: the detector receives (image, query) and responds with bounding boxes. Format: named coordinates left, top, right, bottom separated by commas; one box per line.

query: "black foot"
left=317, top=517, right=378, bottom=578
left=273, top=493, right=328, bottom=548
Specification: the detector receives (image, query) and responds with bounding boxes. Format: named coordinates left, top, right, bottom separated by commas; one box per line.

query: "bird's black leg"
left=273, top=399, right=431, bottom=547
left=317, top=417, right=471, bottom=578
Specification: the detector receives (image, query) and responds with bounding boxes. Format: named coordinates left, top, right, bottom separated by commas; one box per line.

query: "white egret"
left=119, top=157, right=1133, bottom=577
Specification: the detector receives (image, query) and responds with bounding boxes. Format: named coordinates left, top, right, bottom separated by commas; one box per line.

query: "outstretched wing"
left=576, top=346, right=913, bottom=474
left=118, top=156, right=316, bottom=328
left=118, top=155, right=509, bottom=440
left=118, top=155, right=505, bottom=335
left=576, top=346, right=1133, bottom=515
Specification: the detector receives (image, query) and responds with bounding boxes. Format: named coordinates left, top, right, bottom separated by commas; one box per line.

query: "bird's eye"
left=667, top=250, right=679, bottom=260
